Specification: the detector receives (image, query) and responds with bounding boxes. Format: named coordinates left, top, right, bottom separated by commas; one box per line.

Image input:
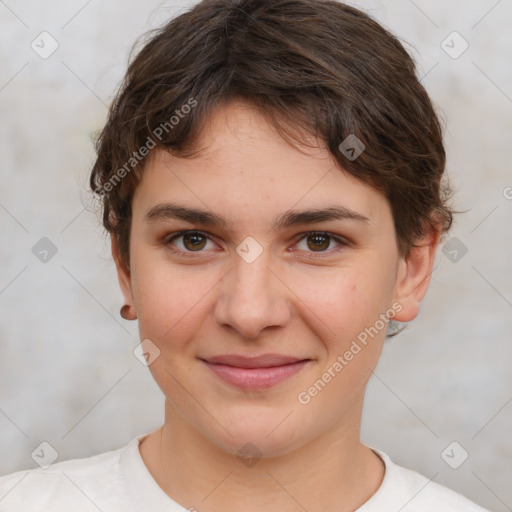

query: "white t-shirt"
left=0, top=433, right=490, bottom=511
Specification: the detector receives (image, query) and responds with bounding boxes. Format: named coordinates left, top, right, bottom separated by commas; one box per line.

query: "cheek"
left=296, top=265, right=393, bottom=383
left=296, top=276, right=391, bottom=412
left=130, top=249, right=218, bottom=344
left=298, top=267, right=389, bottom=339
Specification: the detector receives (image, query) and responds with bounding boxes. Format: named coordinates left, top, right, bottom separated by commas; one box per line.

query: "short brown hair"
left=90, top=0, right=456, bottom=271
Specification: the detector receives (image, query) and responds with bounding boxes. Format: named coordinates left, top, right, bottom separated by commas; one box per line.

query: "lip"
left=200, top=354, right=311, bottom=390
left=203, top=354, right=307, bottom=368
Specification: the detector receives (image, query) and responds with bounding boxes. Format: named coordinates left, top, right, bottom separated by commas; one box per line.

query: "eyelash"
left=163, top=230, right=349, bottom=258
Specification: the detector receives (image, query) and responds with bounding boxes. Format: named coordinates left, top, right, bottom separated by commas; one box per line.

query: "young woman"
left=0, top=0, right=491, bottom=510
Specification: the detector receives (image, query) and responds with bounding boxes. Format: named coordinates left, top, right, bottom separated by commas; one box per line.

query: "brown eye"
left=166, top=231, right=214, bottom=254
left=306, top=233, right=330, bottom=251
left=294, top=231, right=347, bottom=255
left=182, top=232, right=207, bottom=251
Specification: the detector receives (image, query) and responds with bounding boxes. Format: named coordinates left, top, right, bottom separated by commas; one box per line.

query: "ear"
left=392, top=226, right=441, bottom=323
left=111, top=236, right=137, bottom=320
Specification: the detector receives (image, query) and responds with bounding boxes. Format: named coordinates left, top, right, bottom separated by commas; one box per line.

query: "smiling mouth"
left=201, top=353, right=310, bottom=367
left=200, top=357, right=311, bottom=390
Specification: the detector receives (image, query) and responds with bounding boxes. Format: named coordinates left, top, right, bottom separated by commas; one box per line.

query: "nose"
left=214, top=247, right=292, bottom=340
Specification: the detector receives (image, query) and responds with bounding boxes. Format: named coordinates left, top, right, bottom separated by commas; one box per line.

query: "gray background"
left=1, top=1, right=511, bottom=510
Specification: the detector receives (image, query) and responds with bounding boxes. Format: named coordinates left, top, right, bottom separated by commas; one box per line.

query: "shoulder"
left=364, top=448, right=491, bottom=512
left=0, top=439, right=135, bottom=512
left=394, top=464, right=490, bottom=511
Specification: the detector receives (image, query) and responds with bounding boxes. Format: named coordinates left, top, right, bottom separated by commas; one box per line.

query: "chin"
left=203, top=414, right=309, bottom=461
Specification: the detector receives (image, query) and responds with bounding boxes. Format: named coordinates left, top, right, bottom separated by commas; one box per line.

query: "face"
left=114, top=99, right=437, bottom=458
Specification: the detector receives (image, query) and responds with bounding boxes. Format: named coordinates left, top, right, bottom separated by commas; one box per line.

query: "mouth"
left=199, top=354, right=312, bottom=390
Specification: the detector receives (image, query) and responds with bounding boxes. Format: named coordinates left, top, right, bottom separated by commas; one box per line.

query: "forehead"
left=184, top=98, right=329, bottom=161
left=133, top=100, right=392, bottom=231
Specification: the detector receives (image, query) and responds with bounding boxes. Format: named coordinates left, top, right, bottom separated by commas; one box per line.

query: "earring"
left=120, top=304, right=136, bottom=320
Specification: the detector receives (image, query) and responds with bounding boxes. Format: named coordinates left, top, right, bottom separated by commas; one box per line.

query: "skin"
left=113, top=99, right=440, bottom=512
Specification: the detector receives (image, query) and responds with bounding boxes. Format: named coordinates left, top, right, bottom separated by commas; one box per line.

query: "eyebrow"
left=145, top=202, right=370, bottom=229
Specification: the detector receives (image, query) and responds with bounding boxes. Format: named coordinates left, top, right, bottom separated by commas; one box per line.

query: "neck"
left=139, top=399, right=385, bottom=512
